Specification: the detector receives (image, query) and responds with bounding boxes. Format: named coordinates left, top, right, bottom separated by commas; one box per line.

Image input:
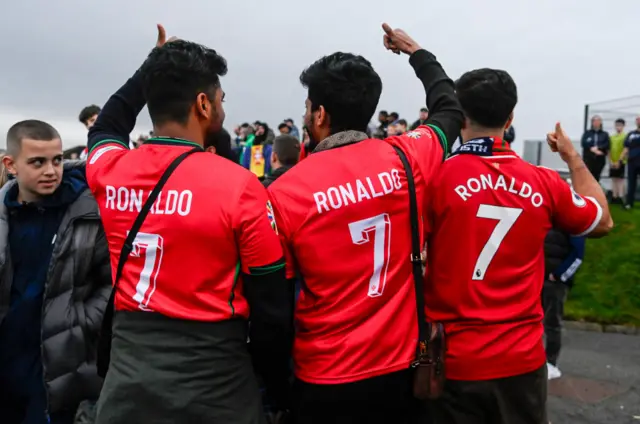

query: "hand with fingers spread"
left=381, top=23, right=422, bottom=56
left=547, top=122, right=579, bottom=164
left=156, top=23, right=178, bottom=48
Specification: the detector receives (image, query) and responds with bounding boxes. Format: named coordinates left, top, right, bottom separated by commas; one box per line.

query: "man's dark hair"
left=278, top=122, right=289, bottom=131
left=273, top=134, right=300, bottom=166
left=455, top=68, right=517, bottom=129
left=78, top=105, right=101, bottom=125
left=615, top=118, right=626, bottom=125
left=285, top=118, right=294, bottom=124
left=139, top=40, right=228, bottom=126
left=390, top=112, right=399, bottom=120
left=300, top=52, right=382, bottom=134
left=420, top=107, right=428, bottom=113
left=397, top=119, right=408, bottom=127
left=241, top=122, right=250, bottom=128
left=379, top=110, right=388, bottom=116
left=6, top=119, right=61, bottom=155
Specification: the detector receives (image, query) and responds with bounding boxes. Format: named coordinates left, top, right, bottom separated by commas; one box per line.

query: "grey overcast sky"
left=0, top=0, right=638, bottom=153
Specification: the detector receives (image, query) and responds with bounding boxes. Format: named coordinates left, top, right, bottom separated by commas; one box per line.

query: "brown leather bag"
left=392, top=146, right=447, bottom=400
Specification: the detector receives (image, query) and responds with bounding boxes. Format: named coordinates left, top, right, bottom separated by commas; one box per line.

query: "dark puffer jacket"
left=0, top=166, right=112, bottom=414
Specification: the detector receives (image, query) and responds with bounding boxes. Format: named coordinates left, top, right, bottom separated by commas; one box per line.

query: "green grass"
left=565, top=206, right=640, bottom=325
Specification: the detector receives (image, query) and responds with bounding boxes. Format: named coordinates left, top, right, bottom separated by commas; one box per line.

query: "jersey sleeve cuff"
left=573, top=196, right=603, bottom=237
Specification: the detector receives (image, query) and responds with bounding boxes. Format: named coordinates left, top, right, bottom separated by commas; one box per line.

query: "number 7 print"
left=349, top=213, right=392, bottom=298
left=129, top=232, right=165, bottom=310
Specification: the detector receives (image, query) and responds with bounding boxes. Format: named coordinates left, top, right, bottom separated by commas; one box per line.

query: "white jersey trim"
left=574, top=196, right=603, bottom=237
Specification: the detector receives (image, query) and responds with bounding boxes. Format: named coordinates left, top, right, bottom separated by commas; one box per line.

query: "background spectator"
left=410, top=107, right=428, bottom=130
left=78, top=105, right=101, bottom=130
left=543, top=226, right=586, bottom=380
left=622, top=116, right=640, bottom=209
left=284, top=118, right=300, bottom=139
left=609, top=118, right=627, bottom=204
left=278, top=122, right=290, bottom=135
left=395, top=119, right=408, bottom=134
left=373, top=110, right=388, bottom=139
left=262, top=134, right=299, bottom=188
left=581, top=115, right=610, bottom=182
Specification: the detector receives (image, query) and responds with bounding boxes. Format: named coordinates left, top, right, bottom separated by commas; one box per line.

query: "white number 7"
left=129, top=232, right=164, bottom=310
left=349, top=213, right=392, bottom=298
left=473, top=205, right=522, bottom=281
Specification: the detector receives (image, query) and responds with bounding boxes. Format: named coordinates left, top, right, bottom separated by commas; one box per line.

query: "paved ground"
left=548, top=329, right=640, bottom=424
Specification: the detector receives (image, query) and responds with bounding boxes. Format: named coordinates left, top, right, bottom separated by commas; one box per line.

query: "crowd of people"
left=581, top=115, right=640, bottom=208
left=0, top=22, right=619, bottom=424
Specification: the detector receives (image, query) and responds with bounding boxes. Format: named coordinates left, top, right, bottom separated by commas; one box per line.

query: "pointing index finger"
left=157, top=23, right=166, bottom=46
left=382, top=23, right=395, bottom=37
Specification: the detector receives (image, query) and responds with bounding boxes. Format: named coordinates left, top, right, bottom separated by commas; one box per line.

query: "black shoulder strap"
left=107, top=147, right=200, bottom=303
left=391, top=146, right=429, bottom=351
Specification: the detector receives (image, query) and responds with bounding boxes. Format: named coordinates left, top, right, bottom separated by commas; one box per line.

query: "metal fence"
left=522, top=139, right=640, bottom=199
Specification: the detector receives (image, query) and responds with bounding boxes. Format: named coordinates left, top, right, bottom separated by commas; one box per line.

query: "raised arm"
left=87, top=24, right=174, bottom=153
left=382, top=23, right=464, bottom=153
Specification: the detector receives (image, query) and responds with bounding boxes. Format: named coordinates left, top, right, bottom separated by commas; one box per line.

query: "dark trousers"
left=429, top=365, right=547, bottom=424
left=584, top=153, right=606, bottom=182
left=627, top=160, right=640, bottom=207
left=292, top=368, right=430, bottom=424
left=542, top=280, right=568, bottom=366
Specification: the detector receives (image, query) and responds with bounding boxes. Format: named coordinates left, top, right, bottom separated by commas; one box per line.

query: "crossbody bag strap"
left=105, top=147, right=200, bottom=308
left=391, top=145, right=429, bottom=356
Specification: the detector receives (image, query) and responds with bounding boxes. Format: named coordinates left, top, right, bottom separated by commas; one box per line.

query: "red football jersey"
left=268, top=126, right=447, bottom=384
left=86, top=138, right=284, bottom=321
left=426, top=138, right=602, bottom=381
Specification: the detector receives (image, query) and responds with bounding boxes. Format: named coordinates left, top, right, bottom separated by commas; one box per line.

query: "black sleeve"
left=243, top=266, right=294, bottom=411
left=409, top=49, right=464, bottom=154
left=410, top=120, right=420, bottom=131
left=87, top=70, right=146, bottom=153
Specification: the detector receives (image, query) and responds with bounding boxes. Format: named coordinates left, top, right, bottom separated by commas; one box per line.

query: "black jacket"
left=262, top=165, right=292, bottom=189
left=581, top=129, right=610, bottom=156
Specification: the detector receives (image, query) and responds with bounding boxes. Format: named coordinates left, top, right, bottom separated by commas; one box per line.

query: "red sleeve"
left=386, top=125, right=445, bottom=180
left=86, top=139, right=129, bottom=192
left=267, top=187, right=297, bottom=279
left=233, top=176, right=285, bottom=275
left=546, top=169, right=603, bottom=236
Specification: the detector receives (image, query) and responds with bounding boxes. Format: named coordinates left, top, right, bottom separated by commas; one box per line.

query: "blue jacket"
left=581, top=129, right=610, bottom=154
left=0, top=169, right=89, bottom=423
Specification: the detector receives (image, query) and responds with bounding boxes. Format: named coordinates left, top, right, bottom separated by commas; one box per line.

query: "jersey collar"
left=144, top=137, right=204, bottom=151
left=450, top=137, right=516, bottom=158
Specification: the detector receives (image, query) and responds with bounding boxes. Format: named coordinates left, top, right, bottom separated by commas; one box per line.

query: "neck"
left=462, top=129, right=505, bottom=143
left=153, top=122, right=204, bottom=147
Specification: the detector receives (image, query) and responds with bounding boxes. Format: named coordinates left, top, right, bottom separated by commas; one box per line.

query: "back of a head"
left=273, top=134, right=301, bottom=166
left=6, top=119, right=61, bottom=156
left=139, top=40, right=228, bottom=126
left=455, top=68, right=517, bottom=129
left=300, top=52, right=382, bottom=133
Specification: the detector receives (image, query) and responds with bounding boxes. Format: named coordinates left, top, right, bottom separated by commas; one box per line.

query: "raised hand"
left=156, top=24, right=178, bottom=48
left=382, top=23, right=422, bottom=56
left=547, top=122, right=579, bottom=163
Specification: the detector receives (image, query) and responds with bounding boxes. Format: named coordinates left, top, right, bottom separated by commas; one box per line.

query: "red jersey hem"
left=295, top=360, right=411, bottom=385
left=445, top=356, right=546, bottom=381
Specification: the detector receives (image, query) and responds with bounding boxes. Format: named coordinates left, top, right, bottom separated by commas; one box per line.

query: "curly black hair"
left=455, top=68, right=517, bottom=129
left=300, top=52, right=382, bottom=134
left=139, top=40, right=228, bottom=126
